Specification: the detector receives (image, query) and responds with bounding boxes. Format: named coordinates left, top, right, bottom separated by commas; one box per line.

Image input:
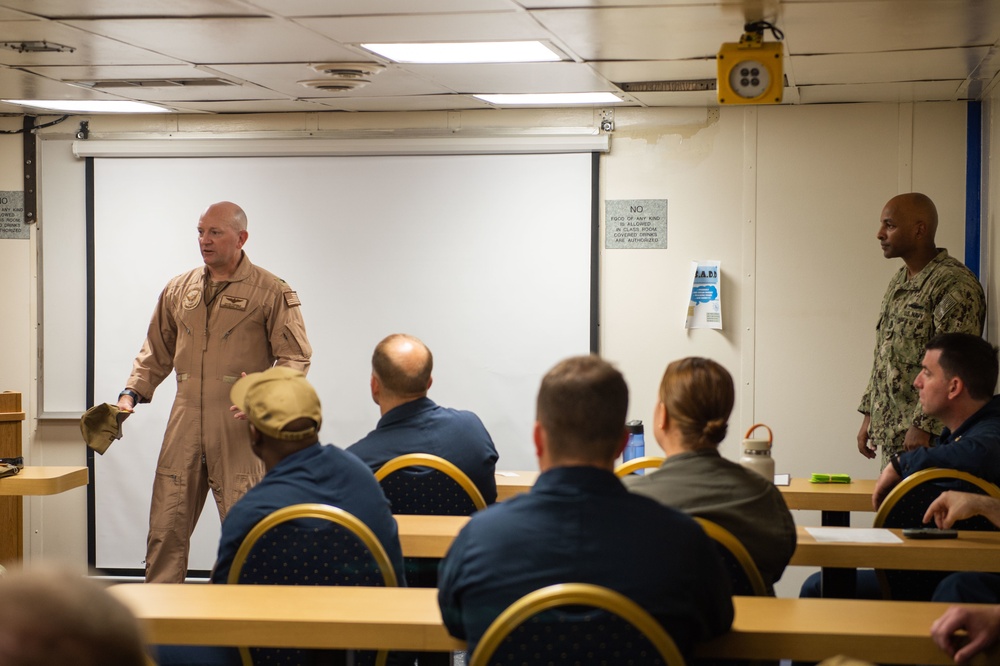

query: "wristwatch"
left=889, top=452, right=903, bottom=476
left=118, top=389, right=142, bottom=407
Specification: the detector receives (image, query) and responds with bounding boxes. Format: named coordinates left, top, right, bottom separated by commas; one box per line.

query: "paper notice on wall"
left=685, top=261, right=722, bottom=329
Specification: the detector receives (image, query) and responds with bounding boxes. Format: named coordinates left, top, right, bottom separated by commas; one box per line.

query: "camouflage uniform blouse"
left=859, top=249, right=985, bottom=467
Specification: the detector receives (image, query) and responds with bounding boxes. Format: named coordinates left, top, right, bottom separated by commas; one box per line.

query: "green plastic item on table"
left=809, top=473, right=852, bottom=484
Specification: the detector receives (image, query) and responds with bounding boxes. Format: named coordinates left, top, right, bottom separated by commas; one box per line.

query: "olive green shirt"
left=859, top=249, right=985, bottom=466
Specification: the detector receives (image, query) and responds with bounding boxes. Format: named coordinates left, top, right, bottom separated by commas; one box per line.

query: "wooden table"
left=110, top=584, right=463, bottom=652
left=791, top=526, right=1000, bottom=572
left=495, top=471, right=537, bottom=501
left=0, top=466, right=89, bottom=496
left=396, top=515, right=468, bottom=558
left=108, top=584, right=996, bottom=664
left=497, top=472, right=879, bottom=527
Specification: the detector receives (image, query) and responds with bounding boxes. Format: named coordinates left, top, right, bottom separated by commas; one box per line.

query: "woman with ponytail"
left=625, top=357, right=796, bottom=593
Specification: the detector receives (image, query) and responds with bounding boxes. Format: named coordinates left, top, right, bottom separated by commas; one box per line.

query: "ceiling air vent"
left=617, top=79, right=717, bottom=93
left=71, top=78, right=238, bottom=89
left=299, top=62, right=386, bottom=92
left=1, top=40, right=75, bottom=53
left=310, top=62, right=386, bottom=78
left=298, top=79, right=371, bottom=91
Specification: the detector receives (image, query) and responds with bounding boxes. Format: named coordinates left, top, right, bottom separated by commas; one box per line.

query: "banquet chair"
left=229, top=503, right=399, bottom=666
left=873, top=468, right=1000, bottom=600
left=469, top=583, right=686, bottom=666
left=694, top=517, right=768, bottom=597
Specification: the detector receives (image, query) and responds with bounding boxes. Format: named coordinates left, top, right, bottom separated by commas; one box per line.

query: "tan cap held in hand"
left=80, top=403, right=128, bottom=455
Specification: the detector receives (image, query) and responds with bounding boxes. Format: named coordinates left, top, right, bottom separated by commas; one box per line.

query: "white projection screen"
left=90, top=152, right=596, bottom=574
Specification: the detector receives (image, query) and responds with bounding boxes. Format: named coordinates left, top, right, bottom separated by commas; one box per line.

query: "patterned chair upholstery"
left=376, top=454, right=486, bottom=590
left=375, top=453, right=486, bottom=516
left=874, top=468, right=1000, bottom=600
left=229, top=503, right=399, bottom=666
left=468, top=583, right=686, bottom=666
left=613, top=456, right=666, bottom=477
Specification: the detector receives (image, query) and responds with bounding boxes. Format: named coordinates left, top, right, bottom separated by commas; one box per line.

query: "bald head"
left=371, top=334, right=433, bottom=407
left=202, top=201, right=248, bottom=233
left=885, top=193, right=938, bottom=242
left=877, top=192, right=940, bottom=271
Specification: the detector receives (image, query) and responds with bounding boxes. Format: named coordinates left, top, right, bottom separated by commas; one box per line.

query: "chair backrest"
left=375, top=453, right=487, bottom=515
left=229, top=503, right=397, bottom=666
left=873, top=468, right=1000, bottom=600
left=469, top=583, right=686, bottom=666
left=693, top=517, right=769, bottom=597
left=614, top=456, right=666, bottom=477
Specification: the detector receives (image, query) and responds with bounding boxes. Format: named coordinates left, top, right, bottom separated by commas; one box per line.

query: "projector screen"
left=89, top=152, right=596, bottom=574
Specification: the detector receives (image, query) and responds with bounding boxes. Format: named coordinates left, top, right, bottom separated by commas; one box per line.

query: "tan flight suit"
left=125, top=252, right=311, bottom=583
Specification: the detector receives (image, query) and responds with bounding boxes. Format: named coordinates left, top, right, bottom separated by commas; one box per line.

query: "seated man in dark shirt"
left=437, top=355, right=733, bottom=661
left=214, top=366, right=405, bottom=584
left=157, top=367, right=406, bottom=666
left=803, top=332, right=1000, bottom=599
left=347, top=333, right=499, bottom=504
left=872, top=332, right=1000, bottom=509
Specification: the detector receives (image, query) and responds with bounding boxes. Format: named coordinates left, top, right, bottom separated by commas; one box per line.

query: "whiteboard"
left=90, top=153, right=595, bottom=574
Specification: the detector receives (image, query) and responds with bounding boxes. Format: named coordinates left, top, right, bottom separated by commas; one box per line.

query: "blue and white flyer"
left=685, top=261, right=722, bottom=329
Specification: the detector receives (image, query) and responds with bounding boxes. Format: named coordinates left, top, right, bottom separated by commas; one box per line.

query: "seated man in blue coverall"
left=437, top=354, right=733, bottom=662
left=157, top=367, right=405, bottom=665
left=803, top=332, right=1000, bottom=599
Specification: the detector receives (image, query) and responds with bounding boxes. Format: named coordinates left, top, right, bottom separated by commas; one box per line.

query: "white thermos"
left=741, top=423, right=775, bottom=482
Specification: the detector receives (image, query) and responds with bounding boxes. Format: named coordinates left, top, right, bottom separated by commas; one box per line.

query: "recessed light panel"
left=361, top=41, right=561, bottom=64
left=2, top=100, right=170, bottom=113
left=474, top=92, right=623, bottom=106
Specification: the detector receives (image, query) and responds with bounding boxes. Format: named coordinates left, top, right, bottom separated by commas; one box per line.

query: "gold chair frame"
left=374, top=453, right=487, bottom=511
left=613, top=456, right=666, bottom=477
left=693, top=517, right=768, bottom=596
left=469, top=582, right=686, bottom=666
left=874, top=467, right=1000, bottom=526
left=229, top=503, right=398, bottom=666
left=873, top=468, right=1000, bottom=601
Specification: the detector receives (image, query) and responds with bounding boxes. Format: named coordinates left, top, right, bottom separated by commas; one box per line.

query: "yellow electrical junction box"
left=717, top=37, right=783, bottom=105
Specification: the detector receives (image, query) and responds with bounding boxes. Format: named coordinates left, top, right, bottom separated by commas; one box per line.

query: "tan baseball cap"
left=80, top=403, right=127, bottom=455
left=230, top=367, right=322, bottom=441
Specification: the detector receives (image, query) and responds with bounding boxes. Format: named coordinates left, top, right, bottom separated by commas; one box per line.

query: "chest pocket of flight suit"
left=214, top=305, right=268, bottom=380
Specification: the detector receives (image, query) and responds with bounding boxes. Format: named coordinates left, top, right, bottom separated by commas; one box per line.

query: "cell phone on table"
left=901, top=528, right=958, bottom=539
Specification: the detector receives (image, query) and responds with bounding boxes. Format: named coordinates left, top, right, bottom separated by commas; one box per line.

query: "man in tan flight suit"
left=115, top=201, right=311, bottom=583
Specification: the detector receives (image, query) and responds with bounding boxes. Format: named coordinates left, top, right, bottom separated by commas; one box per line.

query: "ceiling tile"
left=797, top=80, right=963, bottom=104
left=0, top=0, right=262, bottom=18
left=252, top=0, right=518, bottom=17
left=211, top=62, right=452, bottom=97
left=531, top=5, right=743, bottom=61
left=298, top=12, right=550, bottom=44
left=309, top=94, right=494, bottom=112
left=403, top=62, right=619, bottom=94
left=783, top=0, right=1000, bottom=54
left=64, top=17, right=361, bottom=64
left=791, top=48, right=990, bottom=85
left=0, top=20, right=181, bottom=66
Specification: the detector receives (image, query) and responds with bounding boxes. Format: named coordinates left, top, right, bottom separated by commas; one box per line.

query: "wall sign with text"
left=605, top=199, right=667, bottom=249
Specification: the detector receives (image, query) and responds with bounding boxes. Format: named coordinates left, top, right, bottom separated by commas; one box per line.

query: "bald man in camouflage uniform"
left=858, top=193, right=985, bottom=469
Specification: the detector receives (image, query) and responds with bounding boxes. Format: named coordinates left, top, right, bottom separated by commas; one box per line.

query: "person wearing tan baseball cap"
left=209, top=367, right=405, bottom=586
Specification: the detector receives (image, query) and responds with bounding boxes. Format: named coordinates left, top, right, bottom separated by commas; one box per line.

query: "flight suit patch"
left=182, top=288, right=202, bottom=310
left=284, top=291, right=301, bottom=307
left=219, top=295, right=248, bottom=311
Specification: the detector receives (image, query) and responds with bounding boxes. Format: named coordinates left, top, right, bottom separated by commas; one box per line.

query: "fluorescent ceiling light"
left=474, top=92, right=624, bottom=106
left=362, top=41, right=561, bottom=64
left=2, top=99, right=169, bottom=113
